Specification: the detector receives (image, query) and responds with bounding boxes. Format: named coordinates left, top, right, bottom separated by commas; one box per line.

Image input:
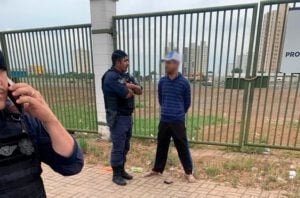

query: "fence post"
left=89, top=0, right=117, bottom=139
left=242, top=2, right=266, bottom=148
left=239, top=3, right=258, bottom=149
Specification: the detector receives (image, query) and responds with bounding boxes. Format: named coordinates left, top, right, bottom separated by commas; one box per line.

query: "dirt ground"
left=79, top=137, right=300, bottom=197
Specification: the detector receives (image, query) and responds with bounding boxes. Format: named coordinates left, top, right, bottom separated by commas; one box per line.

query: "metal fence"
left=0, top=24, right=98, bottom=133
left=114, top=0, right=300, bottom=150
left=245, top=0, right=300, bottom=150
left=0, top=1, right=299, bottom=150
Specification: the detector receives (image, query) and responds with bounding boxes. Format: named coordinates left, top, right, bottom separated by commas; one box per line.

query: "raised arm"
left=9, top=83, right=75, bottom=157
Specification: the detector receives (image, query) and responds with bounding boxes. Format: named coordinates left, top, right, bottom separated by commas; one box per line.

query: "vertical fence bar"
left=171, top=15, right=174, bottom=50
left=153, top=16, right=157, bottom=135
left=294, top=114, right=300, bottom=147
left=203, top=12, right=212, bottom=141
left=215, top=11, right=226, bottom=142
left=209, top=11, right=219, bottom=141
left=176, top=15, right=180, bottom=51
left=190, top=12, right=200, bottom=140
left=117, top=20, right=121, bottom=49
left=137, top=18, right=142, bottom=135
left=148, top=17, right=152, bottom=136
left=198, top=12, right=206, bottom=142
left=142, top=17, right=147, bottom=136
left=287, top=74, right=300, bottom=146
left=131, top=18, right=137, bottom=134
left=182, top=14, right=186, bottom=75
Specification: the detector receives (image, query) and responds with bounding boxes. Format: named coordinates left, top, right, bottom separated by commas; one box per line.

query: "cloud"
left=117, top=0, right=259, bottom=15
left=0, top=0, right=259, bottom=30
left=0, top=0, right=91, bottom=31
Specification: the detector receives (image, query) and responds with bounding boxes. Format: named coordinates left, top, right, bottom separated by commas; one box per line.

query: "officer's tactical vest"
left=102, top=68, right=134, bottom=128
left=0, top=109, right=45, bottom=198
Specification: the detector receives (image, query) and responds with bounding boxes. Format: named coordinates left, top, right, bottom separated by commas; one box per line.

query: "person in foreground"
left=0, top=51, right=83, bottom=198
left=102, top=50, right=143, bottom=186
left=144, top=51, right=196, bottom=183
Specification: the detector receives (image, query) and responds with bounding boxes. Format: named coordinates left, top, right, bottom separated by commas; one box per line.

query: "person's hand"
left=126, top=82, right=142, bottom=96
left=126, top=88, right=134, bottom=98
left=8, top=83, right=57, bottom=124
left=126, top=82, right=136, bottom=90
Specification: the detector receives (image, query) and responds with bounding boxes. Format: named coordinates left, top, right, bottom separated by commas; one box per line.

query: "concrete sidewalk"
left=42, top=164, right=288, bottom=198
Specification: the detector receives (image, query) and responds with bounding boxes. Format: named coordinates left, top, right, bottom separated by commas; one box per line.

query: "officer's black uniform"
left=0, top=109, right=45, bottom=197
left=102, top=64, right=139, bottom=185
left=0, top=51, right=83, bottom=197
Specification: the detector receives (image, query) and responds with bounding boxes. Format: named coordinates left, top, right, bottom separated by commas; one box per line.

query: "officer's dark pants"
left=153, top=121, right=193, bottom=174
left=110, top=115, right=132, bottom=167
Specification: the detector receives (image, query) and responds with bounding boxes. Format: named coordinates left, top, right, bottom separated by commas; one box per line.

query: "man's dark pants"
left=153, top=121, right=193, bottom=174
left=110, top=116, right=132, bottom=167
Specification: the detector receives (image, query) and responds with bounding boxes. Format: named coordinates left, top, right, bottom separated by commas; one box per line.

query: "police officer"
left=0, top=51, right=84, bottom=197
left=102, top=50, right=142, bottom=186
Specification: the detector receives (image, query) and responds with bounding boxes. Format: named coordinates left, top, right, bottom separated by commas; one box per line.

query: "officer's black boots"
left=122, top=164, right=133, bottom=180
left=112, top=166, right=127, bottom=186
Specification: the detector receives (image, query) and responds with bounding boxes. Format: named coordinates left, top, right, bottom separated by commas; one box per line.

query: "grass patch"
left=205, top=166, right=221, bottom=178
left=223, top=146, right=267, bottom=154
left=51, top=104, right=97, bottom=131
left=78, top=138, right=88, bottom=153
left=240, top=146, right=267, bottom=154
left=76, top=137, right=110, bottom=165
left=292, top=121, right=299, bottom=128
left=223, top=159, right=254, bottom=171
left=135, top=101, right=145, bottom=108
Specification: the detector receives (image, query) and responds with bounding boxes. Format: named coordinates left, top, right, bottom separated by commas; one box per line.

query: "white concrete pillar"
left=90, top=0, right=117, bottom=138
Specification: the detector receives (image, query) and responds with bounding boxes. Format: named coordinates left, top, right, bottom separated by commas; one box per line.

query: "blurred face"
left=165, top=60, right=179, bottom=74
left=116, top=56, right=129, bottom=73
left=0, top=70, right=8, bottom=110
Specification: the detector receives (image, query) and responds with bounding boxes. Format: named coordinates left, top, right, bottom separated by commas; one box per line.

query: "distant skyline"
left=0, top=0, right=258, bottom=31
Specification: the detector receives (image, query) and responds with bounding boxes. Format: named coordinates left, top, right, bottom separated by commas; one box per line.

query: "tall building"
left=72, top=49, right=90, bottom=73
left=182, top=41, right=208, bottom=77
left=257, top=4, right=287, bottom=73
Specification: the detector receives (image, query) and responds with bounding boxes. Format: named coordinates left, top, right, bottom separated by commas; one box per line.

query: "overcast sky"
left=0, top=0, right=258, bottom=31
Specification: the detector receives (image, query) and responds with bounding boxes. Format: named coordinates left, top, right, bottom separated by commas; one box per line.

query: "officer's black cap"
left=0, top=51, right=7, bottom=71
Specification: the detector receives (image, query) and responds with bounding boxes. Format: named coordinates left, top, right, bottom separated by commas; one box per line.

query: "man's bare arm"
left=9, top=83, right=74, bottom=157
left=126, top=83, right=143, bottom=95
